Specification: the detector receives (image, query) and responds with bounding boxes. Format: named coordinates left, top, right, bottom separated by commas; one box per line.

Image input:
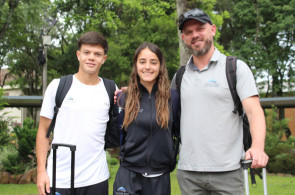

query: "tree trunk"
left=176, top=0, right=191, bottom=66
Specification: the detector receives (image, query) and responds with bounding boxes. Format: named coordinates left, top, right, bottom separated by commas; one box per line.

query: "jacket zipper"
left=144, top=93, right=152, bottom=176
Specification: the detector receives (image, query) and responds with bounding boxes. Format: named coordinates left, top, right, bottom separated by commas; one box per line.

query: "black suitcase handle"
left=52, top=143, right=76, bottom=195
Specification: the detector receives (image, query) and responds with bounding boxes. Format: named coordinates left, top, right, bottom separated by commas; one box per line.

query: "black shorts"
left=47, top=179, right=108, bottom=195
left=113, top=166, right=171, bottom=195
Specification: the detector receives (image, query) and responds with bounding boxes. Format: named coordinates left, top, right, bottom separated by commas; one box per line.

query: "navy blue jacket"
left=117, top=83, right=180, bottom=175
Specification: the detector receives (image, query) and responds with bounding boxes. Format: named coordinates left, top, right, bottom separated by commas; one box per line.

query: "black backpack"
left=46, top=75, right=119, bottom=149
left=175, top=56, right=261, bottom=185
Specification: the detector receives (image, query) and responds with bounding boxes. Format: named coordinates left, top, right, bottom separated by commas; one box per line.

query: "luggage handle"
left=241, top=159, right=268, bottom=195
left=52, top=143, right=76, bottom=195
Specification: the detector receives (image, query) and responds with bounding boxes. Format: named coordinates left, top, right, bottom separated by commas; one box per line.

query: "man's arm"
left=242, top=96, right=269, bottom=168
left=36, top=116, right=52, bottom=195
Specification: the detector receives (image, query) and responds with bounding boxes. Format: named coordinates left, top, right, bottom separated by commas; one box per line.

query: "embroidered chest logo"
left=205, top=79, right=219, bottom=87
left=65, top=96, right=75, bottom=102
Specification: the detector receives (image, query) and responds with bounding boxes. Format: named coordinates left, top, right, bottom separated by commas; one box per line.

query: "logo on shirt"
left=64, top=96, right=75, bottom=103
left=205, top=79, right=219, bottom=87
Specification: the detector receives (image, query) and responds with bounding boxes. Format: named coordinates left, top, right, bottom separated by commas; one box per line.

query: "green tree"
left=6, top=0, right=53, bottom=95
left=48, top=0, right=179, bottom=86
left=0, top=88, right=11, bottom=150
left=220, top=0, right=295, bottom=98
left=1, top=0, right=54, bottom=119
left=0, top=0, right=20, bottom=68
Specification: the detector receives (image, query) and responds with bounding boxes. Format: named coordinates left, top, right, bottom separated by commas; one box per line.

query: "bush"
left=0, top=118, right=11, bottom=150
left=106, top=151, right=119, bottom=165
left=265, top=106, right=295, bottom=175
left=12, top=118, right=37, bottom=164
left=1, top=148, right=25, bottom=174
left=1, top=118, right=37, bottom=174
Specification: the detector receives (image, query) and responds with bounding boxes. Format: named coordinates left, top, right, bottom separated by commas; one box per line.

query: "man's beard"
left=186, top=37, right=213, bottom=57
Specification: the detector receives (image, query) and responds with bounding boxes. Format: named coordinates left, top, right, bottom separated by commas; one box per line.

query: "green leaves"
left=221, top=0, right=295, bottom=96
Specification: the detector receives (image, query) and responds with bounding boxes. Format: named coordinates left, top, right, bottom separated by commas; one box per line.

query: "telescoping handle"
left=52, top=143, right=76, bottom=195
left=241, top=159, right=267, bottom=195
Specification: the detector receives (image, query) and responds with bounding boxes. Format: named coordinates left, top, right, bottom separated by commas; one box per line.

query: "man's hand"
left=37, top=170, right=50, bottom=195
left=242, top=96, right=268, bottom=169
left=114, top=87, right=127, bottom=104
left=245, top=147, right=269, bottom=168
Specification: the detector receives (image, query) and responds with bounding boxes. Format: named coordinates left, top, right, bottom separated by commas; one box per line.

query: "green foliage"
left=265, top=106, right=295, bottom=175
left=1, top=0, right=294, bottom=97
left=218, top=0, right=295, bottom=96
left=1, top=118, right=37, bottom=174
left=266, top=135, right=295, bottom=175
left=48, top=0, right=179, bottom=86
left=1, top=146, right=25, bottom=174
left=1, top=0, right=52, bottom=97
left=0, top=88, right=12, bottom=150
left=109, top=158, right=119, bottom=166
left=0, top=88, right=8, bottom=108
left=106, top=151, right=119, bottom=166
left=265, top=105, right=290, bottom=138
left=0, top=117, right=11, bottom=150
left=12, top=118, right=37, bottom=164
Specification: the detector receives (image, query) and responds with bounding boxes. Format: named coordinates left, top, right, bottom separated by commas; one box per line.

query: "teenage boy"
left=36, top=31, right=118, bottom=195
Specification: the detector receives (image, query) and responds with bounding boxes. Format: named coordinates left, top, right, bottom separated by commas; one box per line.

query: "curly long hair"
left=121, top=42, right=171, bottom=129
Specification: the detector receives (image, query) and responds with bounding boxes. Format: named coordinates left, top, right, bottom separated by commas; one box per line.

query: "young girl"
left=113, top=43, right=179, bottom=195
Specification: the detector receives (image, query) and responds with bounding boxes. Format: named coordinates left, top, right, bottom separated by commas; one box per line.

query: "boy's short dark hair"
left=78, top=31, right=108, bottom=54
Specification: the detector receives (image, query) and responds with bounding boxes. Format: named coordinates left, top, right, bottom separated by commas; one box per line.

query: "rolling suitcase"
left=241, top=159, right=268, bottom=195
left=51, top=143, right=76, bottom=195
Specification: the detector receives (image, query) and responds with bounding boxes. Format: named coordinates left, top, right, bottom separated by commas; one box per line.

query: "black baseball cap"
left=178, top=8, right=213, bottom=31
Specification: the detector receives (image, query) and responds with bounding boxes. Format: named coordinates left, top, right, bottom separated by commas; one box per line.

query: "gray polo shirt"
left=172, top=48, right=258, bottom=172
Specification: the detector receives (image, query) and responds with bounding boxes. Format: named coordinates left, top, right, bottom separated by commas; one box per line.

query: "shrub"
left=0, top=146, right=25, bottom=174
left=265, top=106, right=295, bottom=175
left=106, top=151, right=119, bottom=166
left=0, top=118, right=11, bottom=150
left=12, top=118, right=37, bottom=164
left=1, top=118, right=37, bottom=174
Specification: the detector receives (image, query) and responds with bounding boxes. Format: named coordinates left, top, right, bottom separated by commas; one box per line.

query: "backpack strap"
left=225, top=56, right=243, bottom=116
left=46, top=74, right=73, bottom=138
left=175, top=66, right=186, bottom=96
left=102, top=78, right=119, bottom=149
left=226, top=57, right=257, bottom=186
left=102, top=78, right=116, bottom=114
left=170, top=88, right=181, bottom=172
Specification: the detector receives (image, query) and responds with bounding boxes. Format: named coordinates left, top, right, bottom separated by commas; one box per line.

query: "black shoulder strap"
left=225, top=56, right=243, bottom=116
left=102, top=78, right=116, bottom=113
left=175, top=65, right=186, bottom=96
left=46, top=75, right=73, bottom=138
left=226, top=57, right=257, bottom=185
left=102, top=78, right=119, bottom=149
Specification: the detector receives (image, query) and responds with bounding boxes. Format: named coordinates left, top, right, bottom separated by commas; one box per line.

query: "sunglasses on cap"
left=178, top=8, right=212, bottom=31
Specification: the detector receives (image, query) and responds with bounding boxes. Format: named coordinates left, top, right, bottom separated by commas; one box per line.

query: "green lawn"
left=0, top=165, right=294, bottom=195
